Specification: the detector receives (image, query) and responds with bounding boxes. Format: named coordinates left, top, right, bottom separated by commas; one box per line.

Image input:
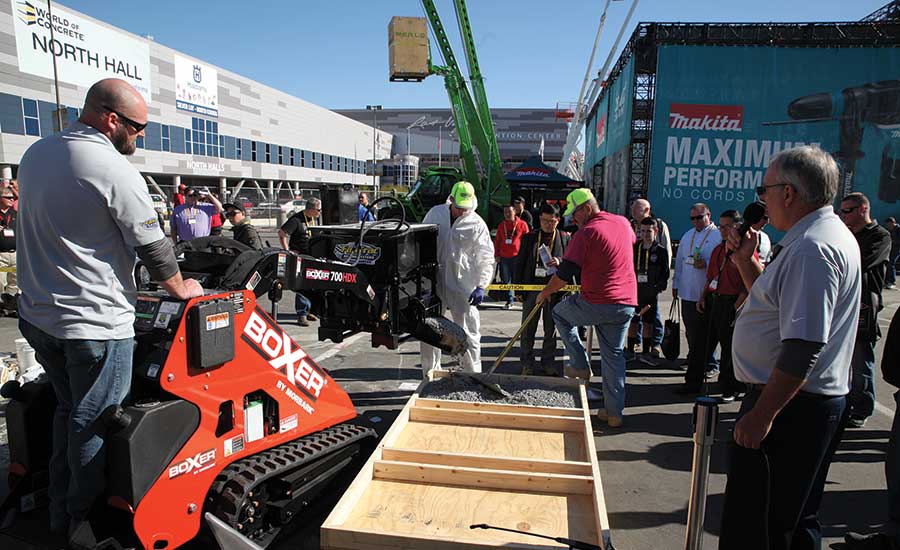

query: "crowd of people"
left=7, top=76, right=900, bottom=550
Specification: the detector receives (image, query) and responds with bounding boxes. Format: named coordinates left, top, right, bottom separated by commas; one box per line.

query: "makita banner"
left=584, top=58, right=634, bottom=214
left=649, top=44, right=900, bottom=237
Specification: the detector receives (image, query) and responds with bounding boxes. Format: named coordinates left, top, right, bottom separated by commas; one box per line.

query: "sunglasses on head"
left=103, top=105, right=147, bottom=132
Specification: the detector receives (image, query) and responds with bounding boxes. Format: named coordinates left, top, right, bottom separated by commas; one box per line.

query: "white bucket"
left=15, top=337, right=43, bottom=382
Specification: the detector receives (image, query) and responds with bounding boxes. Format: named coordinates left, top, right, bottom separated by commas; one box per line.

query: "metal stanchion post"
left=685, top=397, right=719, bottom=550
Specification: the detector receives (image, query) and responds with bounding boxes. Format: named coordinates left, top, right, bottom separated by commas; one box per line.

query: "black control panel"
left=134, top=294, right=187, bottom=334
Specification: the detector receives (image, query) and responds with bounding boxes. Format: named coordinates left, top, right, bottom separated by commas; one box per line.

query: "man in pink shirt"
left=537, top=189, right=637, bottom=427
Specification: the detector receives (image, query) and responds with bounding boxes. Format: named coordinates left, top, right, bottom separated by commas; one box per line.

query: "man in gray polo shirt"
left=16, top=78, right=203, bottom=543
left=718, top=146, right=860, bottom=550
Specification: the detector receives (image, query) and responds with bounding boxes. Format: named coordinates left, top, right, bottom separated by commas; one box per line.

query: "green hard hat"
left=450, top=181, right=476, bottom=210
left=564, top=188, right=595, bottom=217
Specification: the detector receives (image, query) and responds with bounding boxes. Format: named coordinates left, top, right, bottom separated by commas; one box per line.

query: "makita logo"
left=168, top=449, right=215, bottom=479
left=242, top=309, right=326, bottom=399
left=669, top=104, right=744, bottom=132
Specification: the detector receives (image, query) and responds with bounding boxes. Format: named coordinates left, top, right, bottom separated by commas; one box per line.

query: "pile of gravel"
left=420, top=375, right=579, bottom=408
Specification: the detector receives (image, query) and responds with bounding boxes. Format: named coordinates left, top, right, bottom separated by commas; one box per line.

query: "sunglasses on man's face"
left=103, top=105, right=147, bottom=132
left=840, top=205, right=860, bottom=214
left=690, top=214, right=707, bottom=221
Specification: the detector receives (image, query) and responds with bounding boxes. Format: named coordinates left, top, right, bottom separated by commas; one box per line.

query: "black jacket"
left=514, top=229, right=570, bottom=285
left=883, top=306, right=900, bottom=388
left=230, top=220, right=263, bottom=250
left=856, top=221, right=891, bottom=340
left=634, top=241, right=669, bottom=296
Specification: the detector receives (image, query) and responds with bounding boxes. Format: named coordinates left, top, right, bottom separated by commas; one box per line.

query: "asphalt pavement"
left=0, top=245, right=897, bottom=549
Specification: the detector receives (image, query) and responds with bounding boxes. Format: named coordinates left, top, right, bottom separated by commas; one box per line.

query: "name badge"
left=2, top=229, right=12, bottom=238
left=637, top=274, right=648, bottom=283
left=188, top=218, right=197, bottom=225
left=684, top=256, right=694, bottom=265
left=505, top=238, right=512, bottom=245
left=535, top=267, right=548, bottom=277
left=709, top=279, right=718, bottom=290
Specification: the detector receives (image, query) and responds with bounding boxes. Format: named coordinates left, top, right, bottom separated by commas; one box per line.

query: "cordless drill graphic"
left=771, top=80, right=900, bottom=202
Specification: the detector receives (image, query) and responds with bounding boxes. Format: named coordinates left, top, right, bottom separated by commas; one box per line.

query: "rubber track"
left=207, top=423, right=376, bottom=535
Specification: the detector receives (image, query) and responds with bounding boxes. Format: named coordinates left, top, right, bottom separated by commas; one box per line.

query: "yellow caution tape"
left=0, top=267, right=15, bottom=273
left=487, top=283, right=581, bottom=292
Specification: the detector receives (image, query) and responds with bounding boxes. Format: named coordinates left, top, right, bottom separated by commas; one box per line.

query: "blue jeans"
left=552, top=294, right=633, bottom=417
left=295, top=292, right=311, bottom=317
left=888, top=251, right=899, bottom=286
left=499, top=257, right=516, bottom=303
left=634, top=307, right=664, bottom=348
left=19, top=318, right=134, bottom=528
left=719, top=389, right=847, bottom=550
left=849, top=338, right=876, bottom=419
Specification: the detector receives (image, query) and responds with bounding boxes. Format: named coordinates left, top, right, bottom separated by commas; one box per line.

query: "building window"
left=236, top=137, right=242, bottom=159
left=312, top=152, right=318, bottom=169
left=161, top=124, right=170, bottom=151
left=22, top=98, right=40, bottom=136
left=251, top=141, right=257, bottom=162
left=278, top=145, right=283, bottom=165
left=185, top=128, right=192, bottom=154
left=219, top=135, right=224, bottom=158
left=136, top=136, right=145, bottom=149
left=290, top=148, right=295, bottom=166
left=265, top=143, right=271, bottom=163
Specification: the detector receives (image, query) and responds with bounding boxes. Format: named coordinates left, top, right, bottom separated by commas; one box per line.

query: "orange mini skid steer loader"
left=1, top=221, right=466, bottom=550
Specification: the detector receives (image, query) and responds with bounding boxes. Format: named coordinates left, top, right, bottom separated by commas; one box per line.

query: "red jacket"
left=494, top=217, right=529, bottom=259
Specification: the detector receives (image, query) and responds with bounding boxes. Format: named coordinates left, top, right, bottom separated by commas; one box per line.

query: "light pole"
left=366, top=104, right=382, bottom=196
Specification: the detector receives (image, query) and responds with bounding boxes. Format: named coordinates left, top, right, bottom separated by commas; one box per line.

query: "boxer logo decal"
left=241, top=308, right=327, bottom=400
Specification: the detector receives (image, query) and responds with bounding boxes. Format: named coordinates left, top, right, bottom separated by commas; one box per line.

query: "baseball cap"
left=563, top=189, right=595, bottom=217
left=222, top=203, right=244, bottom=214
left=450, top=181, right=476, bottom=210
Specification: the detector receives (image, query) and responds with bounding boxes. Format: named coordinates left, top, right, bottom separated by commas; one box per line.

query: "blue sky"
left=59, top=0, right=889, bottom=110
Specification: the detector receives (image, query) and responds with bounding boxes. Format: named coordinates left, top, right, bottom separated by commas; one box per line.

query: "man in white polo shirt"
left=672, top=202, right=721, bottom=382
left=718, top=146, right=861, bottom=550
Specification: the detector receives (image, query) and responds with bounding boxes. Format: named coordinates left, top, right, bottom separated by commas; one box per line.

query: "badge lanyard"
left=688, top=225, right=713, bottom=259
left=638, top=246, right=650, bottom=272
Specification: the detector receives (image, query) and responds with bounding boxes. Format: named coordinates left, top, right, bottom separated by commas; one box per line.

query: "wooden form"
left=321, top=371, right=611, bottom=549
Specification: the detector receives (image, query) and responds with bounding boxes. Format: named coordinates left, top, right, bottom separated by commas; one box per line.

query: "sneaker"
left=298, top=318, right=310, bottom=327
left=720, top=392, right=736, bottom=403
left=650, top=345, right=662, bottom=358
left=847, top=416, right=868, bottom=429
left=504, top=301, right=514, bottom=310
left=596, top=408, right=623, bottom=428
left=563, top=365, right=591, bottom=381
left=887, top=284, right=897, bottom=290
left=306, top=314, right=318, bottom=322
left=705, top=367, right=720, bottom=378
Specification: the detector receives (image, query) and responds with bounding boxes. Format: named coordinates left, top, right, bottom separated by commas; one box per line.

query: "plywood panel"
left=381, top=448, right=593, bottom=476
left=338, top=479, right=599, bottom=549
left=414, top=398, right=584, bottom=417
left=373, top=460, right=595, bottom=495
left=393, top=421, right=588, bottom=462
left=409, top=406, right=584, bottom=432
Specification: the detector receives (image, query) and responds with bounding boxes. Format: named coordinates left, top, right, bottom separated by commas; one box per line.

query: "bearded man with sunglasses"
left=16, top=78, right=203, bottom=545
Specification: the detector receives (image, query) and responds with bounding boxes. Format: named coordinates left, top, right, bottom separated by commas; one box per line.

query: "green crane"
left=396, top=0, right=509, bottom=225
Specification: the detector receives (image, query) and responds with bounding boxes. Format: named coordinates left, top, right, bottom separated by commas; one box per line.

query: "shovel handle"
left=488, top=297, right=545, bottom=374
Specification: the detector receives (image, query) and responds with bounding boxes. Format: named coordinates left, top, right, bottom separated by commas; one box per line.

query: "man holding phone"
left=170, top=186, right=223, bottom=243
